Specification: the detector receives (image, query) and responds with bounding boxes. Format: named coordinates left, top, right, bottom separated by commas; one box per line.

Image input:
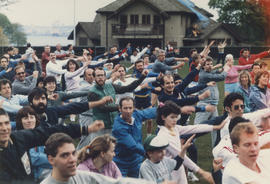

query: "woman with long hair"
left=16, top=106, right=51, bottom=181
left=77, top=134, right=122, bottom=179
left=234, top=70, right=252, bottom=112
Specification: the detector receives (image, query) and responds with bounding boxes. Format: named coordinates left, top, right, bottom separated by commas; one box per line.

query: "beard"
left=32, top=103, right=47, bottom=114
left=96, top=79, right=105, bottom=86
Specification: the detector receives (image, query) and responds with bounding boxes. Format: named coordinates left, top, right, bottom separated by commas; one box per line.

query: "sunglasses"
left=233, top=104, right=245, bottom=110
left=16, top=72, right=25, bottom=75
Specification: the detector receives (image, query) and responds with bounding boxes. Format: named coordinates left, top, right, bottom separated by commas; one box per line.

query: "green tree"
left=208, top=0, right=266, bottom=43
left=0, top=13, right=12, bottom=35
left=0, top=27, right=9, bottom=46
left=9, top=23, right=27, bottom=46
left=0, top=13, right=27, bottom=46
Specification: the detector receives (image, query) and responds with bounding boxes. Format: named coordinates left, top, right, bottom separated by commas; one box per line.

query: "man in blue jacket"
left=112, top=96, right=156, bottom=178
left=112, top=97, right=195, bottom=178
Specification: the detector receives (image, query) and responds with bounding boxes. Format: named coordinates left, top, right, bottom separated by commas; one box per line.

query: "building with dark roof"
left=68, top=0, right=246, bottom=48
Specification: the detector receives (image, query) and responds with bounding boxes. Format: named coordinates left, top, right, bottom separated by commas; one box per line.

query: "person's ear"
left=232, top=144, right=239, bottom=154
left=161, top=115, right=165, bottom=121
left=225, top=106, right=230, bottom=112
left=47, top=155, right=55, bottom=166
left=100, top=152, right=105, bottom=158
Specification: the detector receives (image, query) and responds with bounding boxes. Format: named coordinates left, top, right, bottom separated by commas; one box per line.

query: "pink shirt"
left=77, top=158, right=122, bottom=179
left=225, top=64, right=252, bottom=84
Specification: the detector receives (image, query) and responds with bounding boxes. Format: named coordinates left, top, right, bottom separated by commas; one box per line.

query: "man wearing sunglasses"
left=12, top=65, right=39, bottom=95
left=220, top=93, right=245, bottom=139
left=220, top=92, right=270, bottom=139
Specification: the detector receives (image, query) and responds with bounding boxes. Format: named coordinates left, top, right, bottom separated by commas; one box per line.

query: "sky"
left=0, top=0, right=218, bottom=27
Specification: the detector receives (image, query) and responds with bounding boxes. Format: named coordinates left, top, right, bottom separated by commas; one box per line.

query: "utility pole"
left=73, top=0, right=76, bottom=46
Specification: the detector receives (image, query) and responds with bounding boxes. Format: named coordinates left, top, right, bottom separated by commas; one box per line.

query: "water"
left=27, top=35, right=73, bottom=46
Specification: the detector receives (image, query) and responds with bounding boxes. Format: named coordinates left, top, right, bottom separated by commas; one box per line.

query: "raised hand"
left=142, top=69, right=149, bottom=76
left=88, top=120, right=105, bottom=133
left=101, top=96, right=114, bottom=104
left=180, top=106, right=195, bottom=114
left=180, top=134, right=195, bottom=158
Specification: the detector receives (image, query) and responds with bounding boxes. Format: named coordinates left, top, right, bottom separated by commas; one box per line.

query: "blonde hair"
left=225, top=54, right=234, bottom=62
left=239, top=70, right=251, bottom=87
left=230, top=122, right=258, bottom=146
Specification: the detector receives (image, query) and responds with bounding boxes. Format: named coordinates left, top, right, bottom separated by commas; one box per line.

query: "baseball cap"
left=144, top=134, right=169, bottom=151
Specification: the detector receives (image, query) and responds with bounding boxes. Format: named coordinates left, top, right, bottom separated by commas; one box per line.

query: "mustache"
left=37, top=103, right=46, bottom=108
left=32, top=102, right=46, bottom=113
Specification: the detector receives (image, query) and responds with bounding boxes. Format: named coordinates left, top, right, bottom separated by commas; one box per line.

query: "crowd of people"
left=0, top=42, right=270, bottom=184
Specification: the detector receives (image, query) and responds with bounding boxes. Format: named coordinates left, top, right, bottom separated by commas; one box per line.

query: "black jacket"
left=40, top=102, right=89, bottom=127
left=0, top=123, right=84, bottom=182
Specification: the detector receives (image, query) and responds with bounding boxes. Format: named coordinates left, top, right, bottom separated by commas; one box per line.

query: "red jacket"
left=41, top=52, right=50, bottom=73
left=238, top=51, right=269, bottom=65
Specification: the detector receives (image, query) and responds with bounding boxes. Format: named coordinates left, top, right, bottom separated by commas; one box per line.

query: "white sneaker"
left=188, top=171, right=199, bottom=182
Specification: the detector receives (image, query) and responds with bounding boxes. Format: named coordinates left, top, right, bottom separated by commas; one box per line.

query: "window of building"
left=130, top=15, right=139, bottom=25
left=79, top=37, right=87, bottom=46
left=120, top=15, right=127, bottom=25
left=142, top=15, right=150, bottom=24
left=154, top=15, right=161, bottom=24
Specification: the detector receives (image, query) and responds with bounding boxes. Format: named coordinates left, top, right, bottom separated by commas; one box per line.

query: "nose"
left=69, top=154, right=77, bottom=163
left=250, top=144, right=258, bottom=152
left=1, top=124, right=8, bottom=132
left=162, top=150, right=166, bottom=156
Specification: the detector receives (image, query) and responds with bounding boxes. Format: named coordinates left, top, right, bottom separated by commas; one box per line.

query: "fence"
left=1, top=46, right=270, bottom=59
left=0, top=46, right=106, bottom=58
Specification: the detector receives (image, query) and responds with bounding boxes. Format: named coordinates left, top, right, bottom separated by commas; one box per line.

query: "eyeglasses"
left=16, top=72, right=25, bottom=75
left=233, top=104, right=245, bottom=110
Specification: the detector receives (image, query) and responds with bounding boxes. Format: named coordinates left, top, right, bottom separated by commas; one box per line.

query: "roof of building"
left=193, top=5, right=213, bottom=18
left=96, top=0, right=194, bottom=14
left=68, top=22, right=100, bottom=40
left=93, top=14, right=101, bottom=23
